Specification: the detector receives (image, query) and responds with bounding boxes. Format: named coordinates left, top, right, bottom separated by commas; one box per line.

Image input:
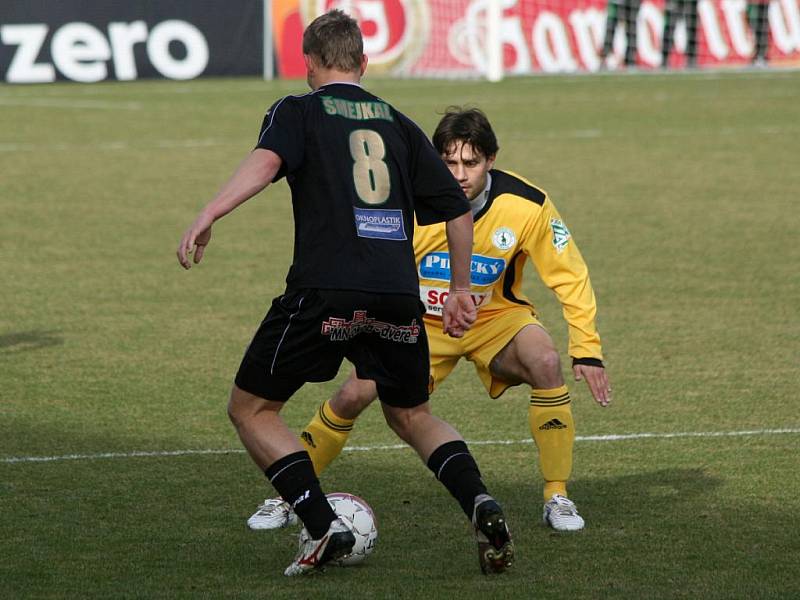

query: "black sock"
left=264, top=451, right=335, bottom=539
left=426, top=440, right=488, bottom=520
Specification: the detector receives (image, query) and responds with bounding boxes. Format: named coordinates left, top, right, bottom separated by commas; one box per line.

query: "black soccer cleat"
left=472, top=495, right=514, bottom=574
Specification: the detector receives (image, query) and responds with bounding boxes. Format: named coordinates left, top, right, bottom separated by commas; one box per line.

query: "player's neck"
left=310, top=69, right=362, bottom=90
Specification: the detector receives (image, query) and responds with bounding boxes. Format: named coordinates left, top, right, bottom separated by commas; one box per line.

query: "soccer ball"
left=327, top=492, right=377, bottom=565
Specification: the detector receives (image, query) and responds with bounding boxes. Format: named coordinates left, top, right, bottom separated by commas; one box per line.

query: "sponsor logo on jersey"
left=354, top=208, right=406, bottom=240
left=321, top=310, right=420, bottom=343
left=420, top=286, right=492, bottom=316
left=419, top=252, right=506, bottom=285
left=492, top=227, right=516, bottom=250
left=550, top=218, right=571, bottom=253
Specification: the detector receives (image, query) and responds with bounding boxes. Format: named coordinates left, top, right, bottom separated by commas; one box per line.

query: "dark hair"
left=432, top=107, right=499, bottom=159
left=302, top=9, right=364, bottom=72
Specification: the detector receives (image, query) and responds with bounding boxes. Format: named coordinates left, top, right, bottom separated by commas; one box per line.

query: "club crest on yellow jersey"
left=492, top=227, right=516, bottom=250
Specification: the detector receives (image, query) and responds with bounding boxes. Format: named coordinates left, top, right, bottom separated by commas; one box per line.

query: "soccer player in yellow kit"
left=249, top=107, right=611, bottom=532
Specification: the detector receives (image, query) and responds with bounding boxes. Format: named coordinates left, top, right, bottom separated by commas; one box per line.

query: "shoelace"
left=550, top=497, right=578, bottom=516
left=256, top=501, right=287, bottom=516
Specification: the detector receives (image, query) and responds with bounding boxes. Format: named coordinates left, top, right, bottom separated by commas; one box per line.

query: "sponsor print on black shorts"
left=320, top=310, right=420, bottom=343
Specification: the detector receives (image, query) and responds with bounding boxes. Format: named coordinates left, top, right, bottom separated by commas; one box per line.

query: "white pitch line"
left=2, top=428, right=798, bottom=465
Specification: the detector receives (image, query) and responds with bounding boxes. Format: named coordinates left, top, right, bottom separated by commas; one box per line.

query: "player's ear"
left=486, top=154, right=497, bottom=170
left=359, top=54, right=368, bottom=76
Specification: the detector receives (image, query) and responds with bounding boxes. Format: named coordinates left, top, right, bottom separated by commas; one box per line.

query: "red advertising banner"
left=272, top=0, right=800, bottom=77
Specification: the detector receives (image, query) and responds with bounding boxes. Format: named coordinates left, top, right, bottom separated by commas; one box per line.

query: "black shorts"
left=234, top=289, right=430, bottom=407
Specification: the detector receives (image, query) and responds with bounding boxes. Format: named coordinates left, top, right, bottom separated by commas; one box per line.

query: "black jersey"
left=256, top=82, right=469, bottom=296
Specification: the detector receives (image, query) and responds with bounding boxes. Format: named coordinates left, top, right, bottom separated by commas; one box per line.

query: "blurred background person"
left=661, top=0, right=699, bottom=69
left=747, top=0, right=770, bottom=66
left=600, top=0, right=642, bottom=68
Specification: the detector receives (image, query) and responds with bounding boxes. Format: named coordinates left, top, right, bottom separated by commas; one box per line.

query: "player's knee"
left=227, top=386, right=271, bottom=428
left=227, top=390, right=251, bottom=428
left=382, top=404, right=428, bottom=444
left=227, top=395, right=244, bottom=428
left=331, top=378, right=377, bottom=420
left=527, top=348, right=563, bottom=388
left=539, top=348, right=562, bottom=374
left=382, top=409, right=412, bottom=442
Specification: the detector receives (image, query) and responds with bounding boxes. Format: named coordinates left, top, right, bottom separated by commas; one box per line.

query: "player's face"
left=442, top=141, right=495, bottom=201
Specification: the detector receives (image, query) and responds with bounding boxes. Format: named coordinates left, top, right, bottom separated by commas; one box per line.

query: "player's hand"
left=442, top=291, right=477, bottom=338
left=573, top=364, right=611, bottom=407
left=177, top=211, right=214, bottom=269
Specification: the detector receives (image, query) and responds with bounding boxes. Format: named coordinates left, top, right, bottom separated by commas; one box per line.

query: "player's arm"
left=442, top=210, right=477, bottom=337
left=526, top=197, right=610, bottom=405
left=406, top=124, right=476, bottom=337
left=177, top=148, right=282, bottom=269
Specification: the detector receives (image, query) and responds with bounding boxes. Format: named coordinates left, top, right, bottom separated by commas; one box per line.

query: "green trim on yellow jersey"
left=414, top=169, right=603, bottom=361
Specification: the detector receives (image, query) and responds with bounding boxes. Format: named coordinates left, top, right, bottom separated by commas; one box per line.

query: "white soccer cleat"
left=542, top=494, right=585, bottom=531
left=247, top=498, right=298, bottom=530
left=284, top=518, right=356, bottom=576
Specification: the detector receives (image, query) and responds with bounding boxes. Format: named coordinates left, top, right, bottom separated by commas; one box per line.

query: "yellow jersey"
left=415, top=169, right=603, bottom=361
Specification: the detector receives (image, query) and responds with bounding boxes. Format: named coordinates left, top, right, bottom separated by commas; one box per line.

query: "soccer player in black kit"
left=177, top=10, right=514, bottom=576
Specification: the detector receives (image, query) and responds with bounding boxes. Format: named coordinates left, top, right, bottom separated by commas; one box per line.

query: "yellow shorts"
left=424, top=307, right=543, bottom=399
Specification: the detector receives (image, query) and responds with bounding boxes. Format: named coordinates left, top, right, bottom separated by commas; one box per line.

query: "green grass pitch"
left=1, top=71, right=799, bottom=599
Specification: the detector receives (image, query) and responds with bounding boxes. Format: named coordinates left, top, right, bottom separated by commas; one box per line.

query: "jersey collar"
left=469, top=172, right=492, bottom=217
left=319, top=81, right=364, bottom=89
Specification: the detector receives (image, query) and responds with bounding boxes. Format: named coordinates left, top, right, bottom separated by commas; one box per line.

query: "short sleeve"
left=255, top=96, right=304, bottom=180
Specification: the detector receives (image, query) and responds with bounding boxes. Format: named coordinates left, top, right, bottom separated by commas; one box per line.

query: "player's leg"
left=247, top=372, right=378, bottom=530
left=302, top=372, right=377, bottom=474
left=233, top=289, right=355, bottom=572
left=381, top=399, right=514, bottom=574
left=622, top=1, right=639, bottom=66
left=754, top=4, right=769, bottom=62
left=228, top=385, right=334, bottom=534
left=661, top=0, right=678, bottom=67
left=228, top=384, right=354, bottom=573
left=601, top=1, right=619, bottom=60
left=488, top=323, right=583, bottom=531
left=295, top=314, right=461, bottom=476
left=684, top=0, right=699, bottom=67
left=247, top=323, right=461, bottom=530
left=362, top=294, right=512, bottom=574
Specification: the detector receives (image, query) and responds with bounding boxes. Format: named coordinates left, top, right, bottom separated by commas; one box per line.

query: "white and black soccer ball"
left=327, top=492, right=377, bottom=565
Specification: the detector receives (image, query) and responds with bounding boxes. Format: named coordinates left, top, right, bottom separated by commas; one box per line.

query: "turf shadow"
left=0, top=330, right=63, bottom=353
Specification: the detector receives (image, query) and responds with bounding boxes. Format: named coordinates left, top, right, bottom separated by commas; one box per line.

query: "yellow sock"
left=300, top=399, right=355, bottom=476
left=529, top=386, right=574, bottom=502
